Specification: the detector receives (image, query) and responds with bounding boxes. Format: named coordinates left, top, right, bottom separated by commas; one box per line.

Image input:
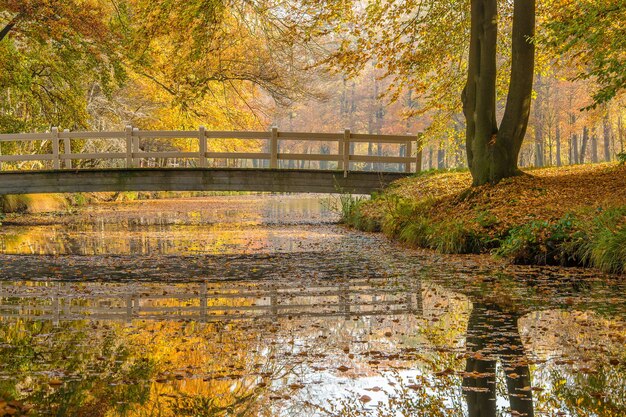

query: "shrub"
left=381, top=195, right=419, bottom=237
left=430, top=219, right=483, bottom=254
left=397, top=217, right=433, bottom=247
left=576, top=206, right=626, bottom=274
left=328, top=193, right=380, bottom=231
left=497, top=214, right=581, bottom=265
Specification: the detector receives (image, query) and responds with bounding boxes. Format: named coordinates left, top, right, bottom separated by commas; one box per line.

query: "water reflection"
left=0, top=196, right=624, bottom=416
left=0, top=195, right=340, bottom=256
left=0, top=275, right=624, bottom=416
left=463, top=304, right=533, bottom=417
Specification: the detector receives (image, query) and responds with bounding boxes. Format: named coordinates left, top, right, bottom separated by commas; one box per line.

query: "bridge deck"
left=0, top=168, right=409, bottom=195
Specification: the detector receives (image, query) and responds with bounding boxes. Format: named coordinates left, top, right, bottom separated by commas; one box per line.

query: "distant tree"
left=545, top=0, right=626, bottom=108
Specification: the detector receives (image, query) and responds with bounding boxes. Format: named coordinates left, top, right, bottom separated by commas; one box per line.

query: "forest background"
left=0, top=0, right=624, bottom=170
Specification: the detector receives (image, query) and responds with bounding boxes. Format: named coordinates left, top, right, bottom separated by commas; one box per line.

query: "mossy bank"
left=342, top=163, right=626, bottom=274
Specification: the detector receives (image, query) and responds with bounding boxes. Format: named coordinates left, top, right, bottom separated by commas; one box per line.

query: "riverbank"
left=344, top=163, right=626, bottom=274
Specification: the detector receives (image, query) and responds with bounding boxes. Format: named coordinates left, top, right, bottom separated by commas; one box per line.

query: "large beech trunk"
left=463, top=0, right=536, bottom=185
left=464, top=303, right=535, bottom=417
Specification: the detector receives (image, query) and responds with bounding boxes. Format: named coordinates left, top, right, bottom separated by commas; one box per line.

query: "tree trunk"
left=617, top=114, right=624, bottom=153
left=591, top=129, right=598, bottom=163
left=533, top=76, right=544, bottom=167
left=437, top=145, right=446, bottom=169
left=603, top=113, right=612, bottom=161
left=463, top=0, right=535, bottom=185
left=580, top=126, right=589, bottom=163
left=571, top=133, right=578, bottom=164
left=555, top=125, right=562, bottom=166
left=534, top=129, right=544, bottom=167
left=429, top=146, right=434, bottom=170
left=0, top=15, right=20, bottom=42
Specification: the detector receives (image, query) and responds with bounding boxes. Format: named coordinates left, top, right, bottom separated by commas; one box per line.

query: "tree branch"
left=0, top=15, right=21, bottom=42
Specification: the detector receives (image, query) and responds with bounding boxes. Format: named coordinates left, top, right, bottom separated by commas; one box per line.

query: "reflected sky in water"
left=0, top=195, right=625, bottom=416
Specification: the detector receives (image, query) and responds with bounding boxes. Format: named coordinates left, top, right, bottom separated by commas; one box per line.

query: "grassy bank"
left=343, top=163, right=626, bottom=274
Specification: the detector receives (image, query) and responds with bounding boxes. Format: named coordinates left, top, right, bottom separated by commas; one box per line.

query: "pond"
left=0, top=195, right=624, bottom=416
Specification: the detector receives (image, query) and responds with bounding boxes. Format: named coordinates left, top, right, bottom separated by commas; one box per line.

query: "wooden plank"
left=59, top=131, right=126, bottom=139
left=350, top=133, right=415, bottom=143
left=198, top=126, right=207, bottom=168
left=132, top=128, right=139, bottom=167
left=277, top=153, right=340, bottom=162
left=0, top=133, right=51, bottom=142
left=132, top=130, right=197, bottom=138
left=0, top=169, right=407, bottom=194
left=343, top=129, right=350, bottom=177
left=125, top=126, right=133, bottom=168
left=277, top=132, right=342, bottom=141
left=205, top=152, right=271, bottom=159
left=270, top=127, right=278, bottom=169
left=205, top=131, right=271, bottom=139
left=51, top=127, right=60, bottom=170
left=0, top=155, right=55, bottom=162
left=58, top=153, right=127, bottom=160
left=134, top=152, right=198, bottom=159
left=350, top=155, right=414, bottom=163
left=63, top=129, right=72, bottom=169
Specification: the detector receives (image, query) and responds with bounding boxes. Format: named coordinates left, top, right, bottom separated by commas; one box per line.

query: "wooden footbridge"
left=0, top=127, right=422, bottom=195
left=0, top=279, right=425, bottom=323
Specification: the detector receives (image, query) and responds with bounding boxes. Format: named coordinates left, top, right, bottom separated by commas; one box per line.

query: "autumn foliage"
left=346, top=163, right=626, bottom=273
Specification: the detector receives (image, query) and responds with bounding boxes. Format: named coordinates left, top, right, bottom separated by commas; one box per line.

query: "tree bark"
left=0, top=15, right=20, bottom=42
left=571, top=133, right=579, bottom=164
left=463, top=0, right=535, bottom=185
left=603, top=113, right=612, bottom=161
left=437, top=146, right=446, bottom=169
left=580, top=126, right=589, bottom=163
left=617, top=114, right=624, bottom=153
left=556, top=124, right=562, bottom=166
left=533, top=76, right=544, bottom=167
left=534, top=128, right=544, bottom=167
left=591, top=130, right=598, bottom=163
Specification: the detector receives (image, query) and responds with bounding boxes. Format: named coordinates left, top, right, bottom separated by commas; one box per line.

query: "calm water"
left=0, top=195, right=624, bottom=417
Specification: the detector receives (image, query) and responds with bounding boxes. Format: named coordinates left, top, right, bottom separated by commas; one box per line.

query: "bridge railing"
left=0, top=279, right=424, bottom=323
left=0, top=127, right=423, bottom=176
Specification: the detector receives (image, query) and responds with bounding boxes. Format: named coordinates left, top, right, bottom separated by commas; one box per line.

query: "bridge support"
left=0, top=168, right=408, bottom=195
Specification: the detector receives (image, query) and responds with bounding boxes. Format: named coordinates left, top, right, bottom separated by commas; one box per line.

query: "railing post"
left=415, top=133, right=423, bottom=173
left=125, top=125, right=133, bottom=168
left=198, top=126, right=207, bottom=168
left=270, top=126, right=278, bottom=169
left=63, top=129, right=72, bottom=169
left=405, top=137, right=413, bottom=173
left=132, top=128, right=140, bottom=167
left=343, top=128, right=350, bottom=178
left=51, top=127, right=60, bottom=170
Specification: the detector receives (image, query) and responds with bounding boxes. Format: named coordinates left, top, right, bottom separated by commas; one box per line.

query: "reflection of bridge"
left=0, top=127, right=422, bottom=194
left=0, top=280, right=424, bottom=324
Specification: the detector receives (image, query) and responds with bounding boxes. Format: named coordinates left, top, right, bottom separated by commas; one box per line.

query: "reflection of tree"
left=463, top=303, right=534, bottom=417
left=545, top=365, right=626, bottom=417
left=0, top=315, right=280, bottom=416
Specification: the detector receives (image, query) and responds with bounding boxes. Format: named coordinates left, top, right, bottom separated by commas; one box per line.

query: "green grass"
left=343, top=175, right=626, bottom=273
left=496, top=207, right=626, bottom=274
